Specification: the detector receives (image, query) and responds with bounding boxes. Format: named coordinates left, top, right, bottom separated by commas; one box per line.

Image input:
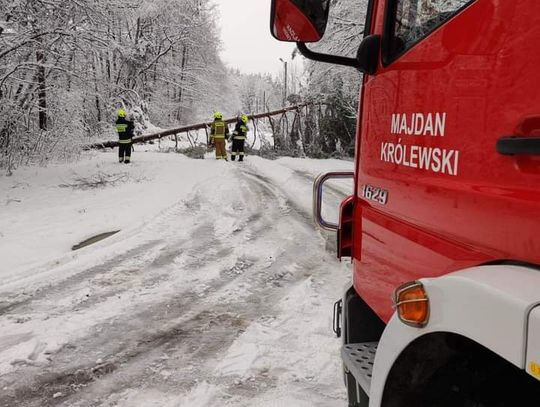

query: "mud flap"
left=337, top=196, right=354, bottom=260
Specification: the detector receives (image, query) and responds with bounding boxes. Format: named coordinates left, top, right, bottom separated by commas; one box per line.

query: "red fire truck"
left=271, top=1, right=540, bottom=406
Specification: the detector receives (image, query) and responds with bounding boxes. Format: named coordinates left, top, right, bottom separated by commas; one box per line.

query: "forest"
left=0, top=0, right=367, bottom=173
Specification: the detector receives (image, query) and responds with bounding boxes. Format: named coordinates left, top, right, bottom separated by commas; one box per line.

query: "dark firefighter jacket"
left=210, top=119, right=230, bottom=141
left=232, top=120, right=248, bottom=141
left=116, top=117, right=135, bottom=143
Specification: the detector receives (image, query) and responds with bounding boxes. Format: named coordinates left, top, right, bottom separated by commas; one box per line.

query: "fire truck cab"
left=271, top=1, right=540, bottom=406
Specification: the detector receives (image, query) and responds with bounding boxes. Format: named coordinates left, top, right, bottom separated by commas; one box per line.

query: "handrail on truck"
left=312, top=171, right=354, bottom=231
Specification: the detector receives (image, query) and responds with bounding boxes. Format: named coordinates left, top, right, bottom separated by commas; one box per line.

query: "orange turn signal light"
left=393, top=281, right=429, bottom=327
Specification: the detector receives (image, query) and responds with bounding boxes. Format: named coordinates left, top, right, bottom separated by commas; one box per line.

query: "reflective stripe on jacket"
left=232, top=121, right=248, bottom=140
left=210, top=119, right=229, bottom=140
left=116, top=117, right=135, bottom=141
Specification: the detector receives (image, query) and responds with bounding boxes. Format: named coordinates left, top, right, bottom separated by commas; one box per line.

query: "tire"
left=421, top=356, right=540, bottom=407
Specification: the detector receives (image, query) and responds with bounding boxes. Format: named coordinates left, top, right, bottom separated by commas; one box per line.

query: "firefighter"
left=210, top=111, right=229, bottom=160
left=115, top=109, right=135, bottom=164
left=231, top=114, right=249, bottom=162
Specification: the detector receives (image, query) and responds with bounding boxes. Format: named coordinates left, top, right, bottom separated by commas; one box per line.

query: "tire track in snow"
left=0, top=192, right=199, bottom=316
left=0, top=168, right=276, bottom=405
left=0, top=187, right=217, bottom=318
left=0, top=163, right=346, bottom=407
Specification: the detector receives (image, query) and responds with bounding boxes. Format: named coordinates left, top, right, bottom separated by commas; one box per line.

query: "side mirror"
left=356, top=34, right=381, bottom=75
left=270, top=0, right=330, bottom=42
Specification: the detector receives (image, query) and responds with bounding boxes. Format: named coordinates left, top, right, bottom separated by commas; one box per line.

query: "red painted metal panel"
left=354, top=0, right=540, bottom=322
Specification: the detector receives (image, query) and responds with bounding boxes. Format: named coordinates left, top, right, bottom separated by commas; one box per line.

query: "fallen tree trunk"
left=86, top=104, right=311, bottom=150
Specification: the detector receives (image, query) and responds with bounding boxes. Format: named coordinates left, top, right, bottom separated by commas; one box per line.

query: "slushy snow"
left=0, top=148, right=354, bottom=406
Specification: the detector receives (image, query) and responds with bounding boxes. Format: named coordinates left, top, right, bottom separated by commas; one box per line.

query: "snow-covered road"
left=0, top=151, right=354, bottom=406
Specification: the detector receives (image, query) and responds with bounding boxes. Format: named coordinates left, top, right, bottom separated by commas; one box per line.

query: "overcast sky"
left=212, top=0, right=297, bottom=76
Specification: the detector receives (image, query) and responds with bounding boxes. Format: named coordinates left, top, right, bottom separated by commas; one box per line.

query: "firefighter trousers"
left=231, top=139, right=245, bottom=161
left=119, top=142, right=132, bottom=163
left=214, top=139, right=227, bottom=160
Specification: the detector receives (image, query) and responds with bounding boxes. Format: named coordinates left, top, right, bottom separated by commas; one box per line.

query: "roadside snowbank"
left=0, top=151, right=222, bottom=284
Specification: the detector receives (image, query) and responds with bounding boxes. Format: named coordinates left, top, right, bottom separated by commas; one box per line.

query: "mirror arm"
left=296, top=42, right=359, bottom=69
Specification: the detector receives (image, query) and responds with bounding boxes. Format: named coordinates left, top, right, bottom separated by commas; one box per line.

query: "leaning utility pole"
left=86, top=104, right=314, bottom=150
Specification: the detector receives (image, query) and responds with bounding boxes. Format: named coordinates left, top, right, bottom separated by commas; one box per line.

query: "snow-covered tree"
left=301, top=0, right=368, bottom=157
left=0, top=0, right=238, bottom=172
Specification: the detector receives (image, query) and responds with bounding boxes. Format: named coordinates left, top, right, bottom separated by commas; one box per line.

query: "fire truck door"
left=356, top=0, right=540, bottom=321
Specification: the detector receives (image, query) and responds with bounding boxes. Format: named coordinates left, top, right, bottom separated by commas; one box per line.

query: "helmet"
left=241, top=114, right=249, bottom=124
left=117, top=109, right=126, bottom=118
left=214, top=111, right=223, bottom=120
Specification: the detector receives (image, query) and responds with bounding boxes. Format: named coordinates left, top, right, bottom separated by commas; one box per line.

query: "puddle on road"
left=72, top=231, right=120, bottom=251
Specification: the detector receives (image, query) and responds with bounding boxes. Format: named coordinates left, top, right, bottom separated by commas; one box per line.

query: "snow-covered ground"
left=0, top=149, right=354, bottom=406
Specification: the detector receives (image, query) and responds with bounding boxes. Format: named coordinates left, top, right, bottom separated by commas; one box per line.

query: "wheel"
left=421, top=355, right=540, bottom=407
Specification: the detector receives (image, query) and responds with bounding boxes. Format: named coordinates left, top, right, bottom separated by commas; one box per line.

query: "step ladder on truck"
left=270, top=0, right=540, bottom=406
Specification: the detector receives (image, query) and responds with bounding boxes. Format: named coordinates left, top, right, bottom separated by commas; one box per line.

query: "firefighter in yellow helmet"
left=231, top=114, right=249, bottom=162
left=209, top=111, right=230, bottom=160
left=115, top=108, right=135, bottom=163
